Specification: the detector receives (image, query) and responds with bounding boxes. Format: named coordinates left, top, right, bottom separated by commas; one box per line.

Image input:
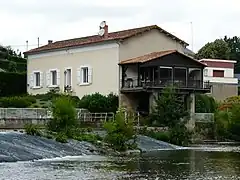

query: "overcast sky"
left=0, top=0, right=239, bottom=53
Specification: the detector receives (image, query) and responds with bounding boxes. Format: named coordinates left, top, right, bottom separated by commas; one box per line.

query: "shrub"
left=78, top=93, right=118, bottom=113
left=145, top=131, right=170, bottom=142
left=150, top=86, right=189, bottom=127
left=0, top=96, right=36, bottom=108
left=104, top=108, right=136, bottom=151
left=55, top=133, right=68, bottom=143
left=48, top=96, right=77, bottom=132
left=169, top=124, right=192, bottom=146
left=228, top=104, right=240, bottom=140
left=0, top=72, right=26, bottom=97
left=196, top=94, right=217, bottom=113
left=24, top=124, right=42, bottom=136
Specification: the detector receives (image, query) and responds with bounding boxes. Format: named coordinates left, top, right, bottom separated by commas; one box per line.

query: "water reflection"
left=1, top=150, right=240, bottom=180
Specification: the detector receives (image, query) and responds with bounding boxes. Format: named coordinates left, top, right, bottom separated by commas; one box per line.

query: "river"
left=1, top=149, right=240, bottom=180
left=1, top=132, right=240, bottom=179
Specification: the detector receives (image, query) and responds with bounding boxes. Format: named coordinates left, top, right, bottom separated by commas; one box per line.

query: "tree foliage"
left=195, top=94, right=217, bottom=113
left=78, top=93, right=118, bottom=113
left=195, top=39, right=230, bottom=60
left=48, top=96, right=77, bottom=132
left=150, top=87, right=189, bottom=127
left=104, top=108, right=136, bottom=151
left=196, top=36, right=240, bottom=73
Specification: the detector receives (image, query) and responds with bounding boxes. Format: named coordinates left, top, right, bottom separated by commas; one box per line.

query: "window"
left=77, top=65, right=92, bottom=85
left=34, top=72, right=40, bottom=87
left=47, top=69, right=60, bottom=87
left=51, top=70, right=57, bottom=85
left=213, top=70, right=224, bottom=77
left=82, top=67, right=88, bottom=83
left=30, top=71, right=42, bottom=89
left=65, top=68, right=72, bottom=86
left=204, top=69, right=208, bottom=76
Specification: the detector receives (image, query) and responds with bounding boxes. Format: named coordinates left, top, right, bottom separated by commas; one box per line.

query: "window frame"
left=78, top=65, right=92, bottom=86
left=48, top=68, right=59, bottom=87
left=64, top=67, right=72, bottom=87
left=32, top=70, right=41, bottom=89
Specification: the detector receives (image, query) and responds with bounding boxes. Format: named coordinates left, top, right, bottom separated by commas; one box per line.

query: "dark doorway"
left=137, top=92, right=150, bottom=115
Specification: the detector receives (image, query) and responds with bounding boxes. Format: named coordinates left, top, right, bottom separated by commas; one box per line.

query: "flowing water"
left=1, top=132, right=240, bottom=180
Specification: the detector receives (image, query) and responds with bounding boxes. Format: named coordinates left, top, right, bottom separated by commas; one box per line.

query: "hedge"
left=0, top=59, right=26, bottom=72
left=0, top=72, right=27, bottom=97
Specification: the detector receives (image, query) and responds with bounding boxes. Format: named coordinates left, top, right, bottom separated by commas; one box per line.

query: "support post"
left=187, top=93, right=196, bottom=131
left=137, top=63, right=140, bottom=87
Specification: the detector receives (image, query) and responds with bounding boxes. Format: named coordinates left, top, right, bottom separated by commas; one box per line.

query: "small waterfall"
left=0, top=132, right=99, bottom=163
left=136, top=135, right=181, bottom=151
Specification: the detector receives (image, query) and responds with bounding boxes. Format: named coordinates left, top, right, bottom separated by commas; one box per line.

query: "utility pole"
left=190, top=22, right=194, bottom=52
left=37, top=37, right=39, bottom=48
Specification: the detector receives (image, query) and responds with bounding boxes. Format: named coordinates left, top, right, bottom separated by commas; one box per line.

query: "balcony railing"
left=121, top=78, right=211, bottom=90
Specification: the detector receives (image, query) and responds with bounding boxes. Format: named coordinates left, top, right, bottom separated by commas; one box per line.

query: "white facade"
left=201, top=59, right=238, bottom=84
left=26, top=27, right=186, bottom=98
left=27, top=43, right=120, bottom=98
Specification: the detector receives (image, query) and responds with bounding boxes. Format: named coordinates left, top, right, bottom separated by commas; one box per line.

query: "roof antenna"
left=26, top=40, right=29, bottom=51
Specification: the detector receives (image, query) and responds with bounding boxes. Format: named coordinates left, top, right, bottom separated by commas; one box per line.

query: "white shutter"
left=40, top=71, right=43, bottom=87
left=77, top=68, right=81, bottom=85
left=57, top=69, right=60, bottom=86
left=29, top=73, right=34, bottom=88
left=46, top=71, right=50, bottom=87
left=88, top=66, right=93, bottom=84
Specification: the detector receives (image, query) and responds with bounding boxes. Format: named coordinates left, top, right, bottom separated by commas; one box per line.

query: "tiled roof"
left=119, top=50, right=207, bottom=66
left=24, top=25, right=188, bottom=55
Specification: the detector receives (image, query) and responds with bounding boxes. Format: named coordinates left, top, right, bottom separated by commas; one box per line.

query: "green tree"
left=150, top=87, right=189, bottom=127
left=8, top=61, right=17, bottom=72
left=195, top=39, right=231, bottom=60
left=48, top=96, right=77, bottom=132
left=224, top=36, right=240, bottom=73
left=104, top=108, right=136, bottom=151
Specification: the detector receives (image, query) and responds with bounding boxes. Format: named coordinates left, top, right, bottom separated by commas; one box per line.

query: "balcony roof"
left=119, top=50, right=207, bottom=67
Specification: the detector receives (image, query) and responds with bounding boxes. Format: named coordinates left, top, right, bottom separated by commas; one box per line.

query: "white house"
left=200, top=59, right=238, bottom=100
left=24, top=21, right=210, bottom=113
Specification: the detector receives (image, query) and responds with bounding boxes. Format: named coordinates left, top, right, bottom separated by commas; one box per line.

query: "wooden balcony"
left=121, top=77, right=211, bottom=93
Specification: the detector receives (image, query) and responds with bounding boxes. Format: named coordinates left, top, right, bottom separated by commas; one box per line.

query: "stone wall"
left=0, top=108, right=114, bottom=129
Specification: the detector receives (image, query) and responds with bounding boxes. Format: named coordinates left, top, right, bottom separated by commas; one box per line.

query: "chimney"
left=48, top=40, right=53, bottom=44
left=104, top=25, right=108, bottom=38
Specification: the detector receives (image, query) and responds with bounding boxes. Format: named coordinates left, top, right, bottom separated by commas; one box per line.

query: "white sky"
left=0, top=0, right=240, bottom=53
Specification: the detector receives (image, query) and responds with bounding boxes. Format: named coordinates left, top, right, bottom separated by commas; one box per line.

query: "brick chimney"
left=48, top=40, right=53, bottom=44
left=104, top=24, right=108, bottom=38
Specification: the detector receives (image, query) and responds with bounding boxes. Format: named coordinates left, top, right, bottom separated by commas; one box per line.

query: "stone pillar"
left=186, top=93, right=196, bottom=131
left=149, top=92, right=158, bottom=113
left=119, top=93, right=137, bottom=111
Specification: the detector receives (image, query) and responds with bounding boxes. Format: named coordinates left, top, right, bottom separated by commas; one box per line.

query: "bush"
left=145, top=131, right=170, bottom=142
left=0, top=72, right=26, bottom=97
left=0, top=96, right=36, bottom=108
left=78, top=93, right=118, bottom=113
left=48, top=96, right=77, bottom=132
left=169, top=124, right=192, bottom=146
left=150, top=87, right=189, bottom=127
left=104, top=108, right=136, bottom=151
left=196, top=94, right=217, bottom=113
left=24, top=124, right=42, bottom=136
left=55, top=133, right=68, bottom=143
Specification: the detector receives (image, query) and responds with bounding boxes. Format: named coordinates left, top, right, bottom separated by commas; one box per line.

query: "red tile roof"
left=24, top=25, right=188, bottom=55
left=119, top=50, right=207, bottom=67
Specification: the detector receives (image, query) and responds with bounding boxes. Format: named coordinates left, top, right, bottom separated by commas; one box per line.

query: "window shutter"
left=46, top=71, right=50, bottom=87
left=40, top=71, right=43, bottom=87
left=77, top=68, right=81, bottom=85
left=57, top=69, right=60, bottom=86
left=29, top=73, right=34, bottom=88
left=88, top=66, right=93, bottom=84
